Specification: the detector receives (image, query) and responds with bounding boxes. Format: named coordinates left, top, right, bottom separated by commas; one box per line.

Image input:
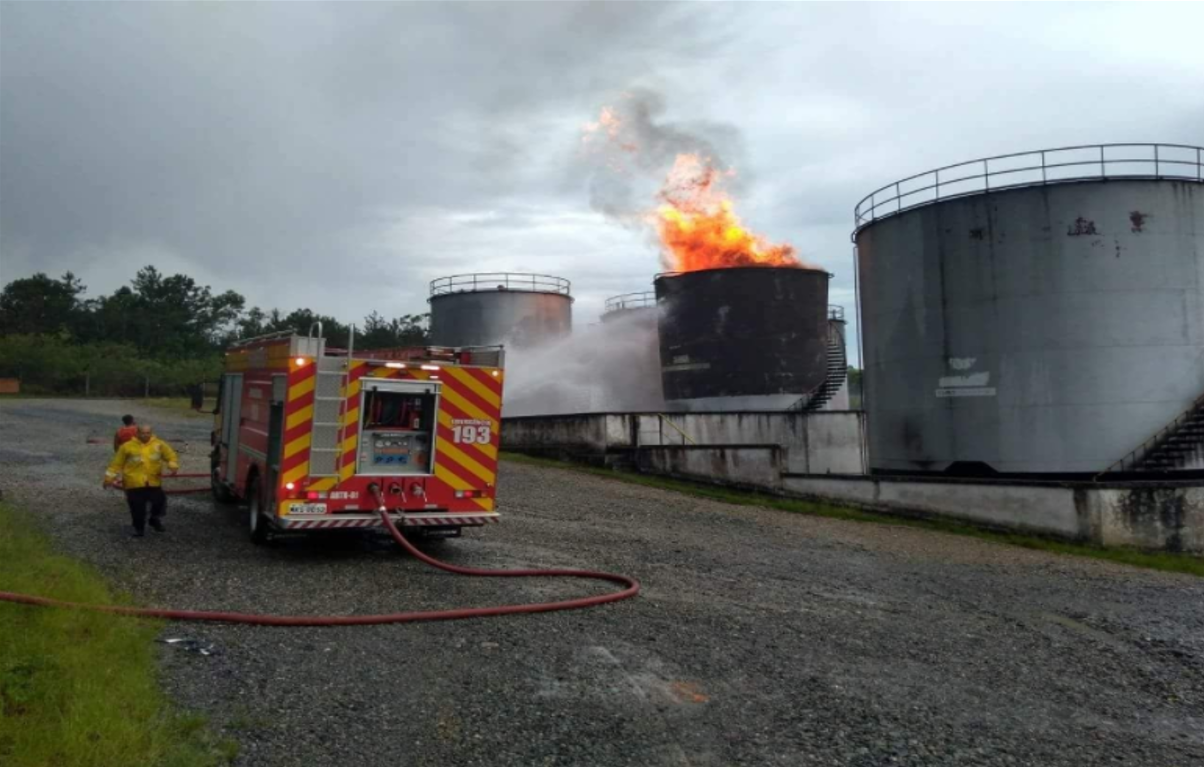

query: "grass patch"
left=0, top=501, right=236, bottom=767
left=501, top=451, right=1204, bottom=578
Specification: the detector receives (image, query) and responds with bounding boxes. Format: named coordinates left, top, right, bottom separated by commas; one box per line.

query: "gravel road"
left=3, top=398, right=1204, bottom=766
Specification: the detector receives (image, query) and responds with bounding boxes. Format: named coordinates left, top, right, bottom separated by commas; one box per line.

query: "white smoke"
left=501, top=310, right=665, bottom=417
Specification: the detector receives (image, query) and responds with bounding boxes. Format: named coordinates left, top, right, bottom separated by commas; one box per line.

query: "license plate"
left=287, top=503, right=327, bottom=515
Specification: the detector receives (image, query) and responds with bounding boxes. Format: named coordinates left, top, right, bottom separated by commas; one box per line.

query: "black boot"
left=150, top=519, right=166, bottom=533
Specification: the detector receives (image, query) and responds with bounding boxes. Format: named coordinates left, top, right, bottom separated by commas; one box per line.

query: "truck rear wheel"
left=248, top=477, right=271, bottom=545
left=211, top=466, right=235, bottom=504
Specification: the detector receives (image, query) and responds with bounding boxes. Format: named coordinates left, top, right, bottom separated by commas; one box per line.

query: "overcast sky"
left=3, top=2, right=1202, bottom=362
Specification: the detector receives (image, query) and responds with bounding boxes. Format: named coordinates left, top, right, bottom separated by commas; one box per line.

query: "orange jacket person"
left=113, top=414, right=138, bottom=451
left=104, top=424, right=179, bottom=538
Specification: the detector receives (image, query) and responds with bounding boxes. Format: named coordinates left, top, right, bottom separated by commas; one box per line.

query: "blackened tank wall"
left=429, top=290, right=572, bottom=348
left=655, top=267, right=829, bottom=409
left=856, top=179, right=1204, bottom=474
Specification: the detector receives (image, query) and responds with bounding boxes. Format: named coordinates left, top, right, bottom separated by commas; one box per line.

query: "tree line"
left=0, top=267, right=429, bottom=395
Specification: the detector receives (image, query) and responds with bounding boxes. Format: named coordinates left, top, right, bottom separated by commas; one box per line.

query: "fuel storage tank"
left=854, top=143, right=1204, bottom=475
left=599, top=291, right=664, bottom=411
left=654, top=266, right=830, bottom=411
left=429, top=273, right=572, bottom=349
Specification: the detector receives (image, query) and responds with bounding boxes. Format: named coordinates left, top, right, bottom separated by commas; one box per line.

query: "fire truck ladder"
left=308, top=325, right=354, bottom=479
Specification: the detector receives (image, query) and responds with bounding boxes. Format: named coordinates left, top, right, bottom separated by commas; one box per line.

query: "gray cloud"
left=3, top=1, right=1202, bottom=361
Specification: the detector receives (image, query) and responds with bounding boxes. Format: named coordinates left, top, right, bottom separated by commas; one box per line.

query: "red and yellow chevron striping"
left=280, top=359, right=502, bottom=512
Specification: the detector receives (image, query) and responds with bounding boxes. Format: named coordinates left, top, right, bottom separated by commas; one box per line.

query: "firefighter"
left=104, top=423, right=179, bottom=537
left=113, top=414, right=138, bottom=452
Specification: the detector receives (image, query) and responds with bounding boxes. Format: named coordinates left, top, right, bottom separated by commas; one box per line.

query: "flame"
left=584, top=103, right=802, bottom=273
left=653, top=154, right=799, bottom=272
left=582, top=107, right=622, bottom=142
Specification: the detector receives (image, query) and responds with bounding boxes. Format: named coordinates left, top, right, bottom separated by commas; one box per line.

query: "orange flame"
left=584, top=104, right=801, bottom=273
left=582, top=107, right=622, bottom=141
left=654, top=154, right=799, bottom=272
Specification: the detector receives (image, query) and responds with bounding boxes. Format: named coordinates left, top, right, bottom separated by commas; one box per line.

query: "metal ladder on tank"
left=790, top=318, right=848, bottom=412
left=1095, top=389, right=1204, bottom=478
left=308, top=323, right=354, bottom=480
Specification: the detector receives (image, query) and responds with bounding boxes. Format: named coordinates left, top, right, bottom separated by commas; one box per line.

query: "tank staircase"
left=790, top=317, right=848, bottom=413
left=1096, top=391, right=1204, bottom=478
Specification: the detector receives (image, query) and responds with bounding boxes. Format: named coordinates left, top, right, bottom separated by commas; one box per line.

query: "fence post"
left=85, top=372, right=90, bottom=398
left=144, top=376, right=150, bottom=399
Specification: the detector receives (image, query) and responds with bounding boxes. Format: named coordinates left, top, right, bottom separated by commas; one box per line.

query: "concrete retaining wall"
left=783, top=474, right=1082, bottom=538
left=501, top=414, right=612, bottom=462
left=783, top=473, right=1204, bottom=554
left=502, top=411, right=866, bottom=473
left=635, top=445, right=783, bottom=491
left=1085, top=487, right=1204, bottom=553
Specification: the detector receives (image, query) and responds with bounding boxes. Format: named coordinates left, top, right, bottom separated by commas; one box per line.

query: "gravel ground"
left=3, top=398, right=1204, bottom=767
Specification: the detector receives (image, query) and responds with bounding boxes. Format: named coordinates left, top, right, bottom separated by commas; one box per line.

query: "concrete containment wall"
left=501, top=414, right=611, bottom=461
left=782, top=473, right=1204, bottom=554
left=1085, top=487, right=1204, bottom=553
left=636, top=446, right=783, bottom=491
left=783, top=475, right=1082, bottom=538
left=502, top=411, right=865, bottom=473
left=632, top=411, right=866, bottom=474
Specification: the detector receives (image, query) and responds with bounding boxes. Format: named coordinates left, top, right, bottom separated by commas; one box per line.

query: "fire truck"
left=210, top=326, right=505, bottom=543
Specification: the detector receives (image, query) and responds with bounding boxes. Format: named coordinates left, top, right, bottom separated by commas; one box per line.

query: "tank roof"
left=603, top=291, right=656, bottom=314
left=854, top=142, right=1204, bottom=237
left=430, top=272, right=571, bottom=298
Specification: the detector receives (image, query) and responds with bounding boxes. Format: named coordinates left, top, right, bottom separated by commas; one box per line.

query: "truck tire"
left=247, top=476, right=271, bottom=545
left=211, top=466, right=235, bottom=504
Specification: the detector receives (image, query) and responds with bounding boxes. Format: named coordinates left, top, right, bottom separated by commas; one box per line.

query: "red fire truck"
left=210, top=328, right=505, bottom=543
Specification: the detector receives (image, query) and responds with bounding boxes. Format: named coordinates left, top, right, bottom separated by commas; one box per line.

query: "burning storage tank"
left=855, top=143, right=1204, bottom=476
left=599, top=291, right=665, bottom=410
left=654, top=267, right=831, bottom=411
left=429, top=272, right=572, bottom=349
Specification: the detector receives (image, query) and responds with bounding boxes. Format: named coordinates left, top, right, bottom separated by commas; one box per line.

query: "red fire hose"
left=0, top=490, right=640, bottom=626
left=162, top=472, right=211, bottom=495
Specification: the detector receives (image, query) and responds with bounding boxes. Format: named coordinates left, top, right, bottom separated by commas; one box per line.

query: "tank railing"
left=430, top=272, right=571, bottom=297
left=854, top=143, right=1204, bottom=233
left=1094, top=389, right=1204, bottom=479
left=604, top=292, right=657, bottom=313
left=828, top=305, right=845, bottom=321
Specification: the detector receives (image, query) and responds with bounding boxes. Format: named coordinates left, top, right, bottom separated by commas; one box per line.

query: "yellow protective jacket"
left=105, top=437, right=180, bottom=489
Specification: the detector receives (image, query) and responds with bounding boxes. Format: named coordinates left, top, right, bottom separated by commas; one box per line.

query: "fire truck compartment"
left=358, top=379, right=439, bottom=476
